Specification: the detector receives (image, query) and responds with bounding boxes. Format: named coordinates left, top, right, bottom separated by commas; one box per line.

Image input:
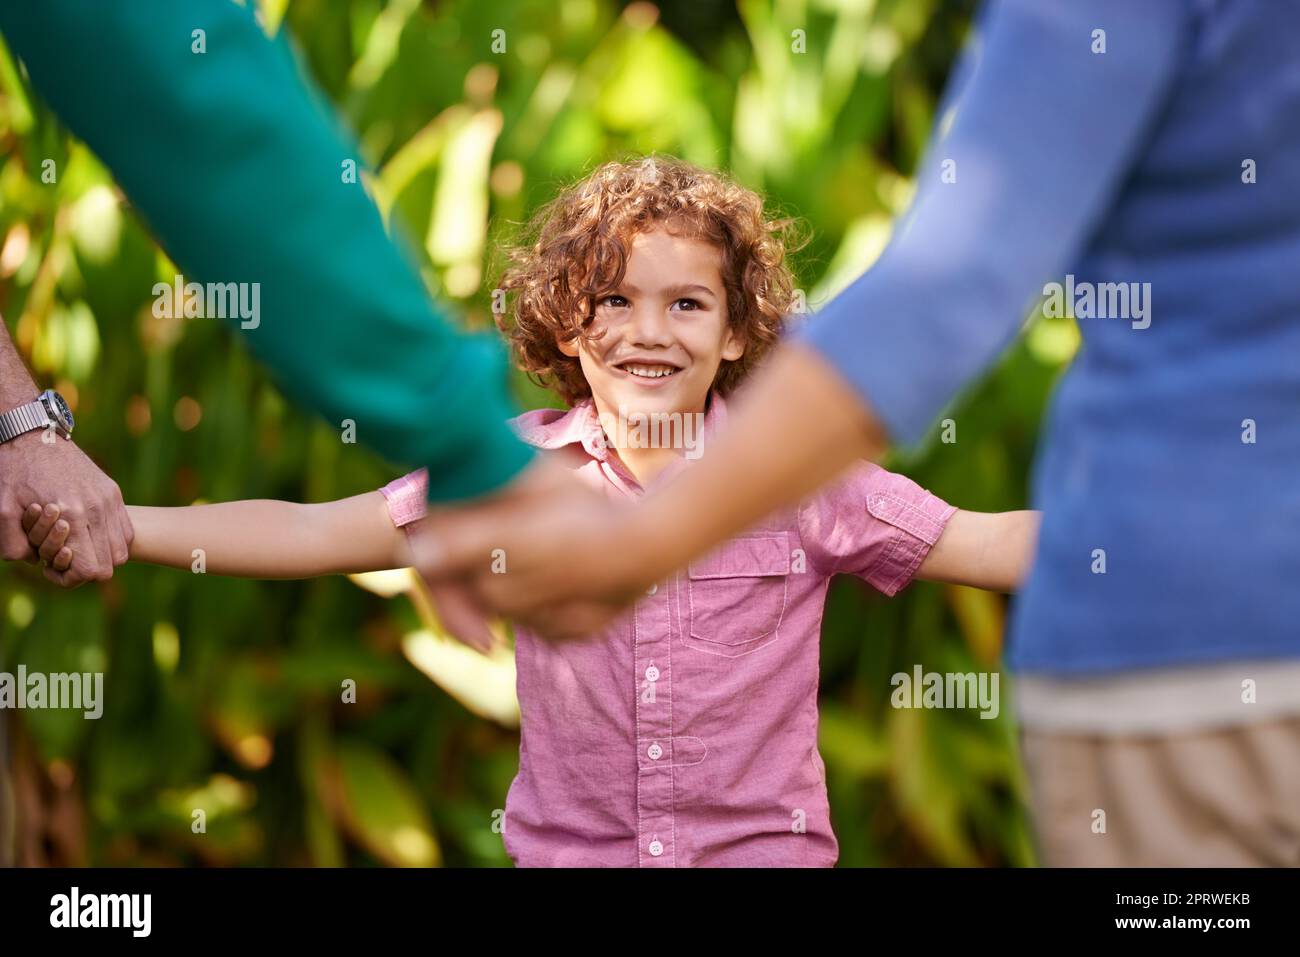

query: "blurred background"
left=0, top=0, right=1081, bottom=866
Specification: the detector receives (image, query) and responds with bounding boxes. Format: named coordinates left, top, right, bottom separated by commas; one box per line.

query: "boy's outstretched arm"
left=915, top=509, right=1040, bottom=593
left=25, top=494, right=413, bottom=579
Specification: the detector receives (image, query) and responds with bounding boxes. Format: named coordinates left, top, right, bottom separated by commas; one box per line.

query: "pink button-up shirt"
left=380, top=393, right=955, bottom=866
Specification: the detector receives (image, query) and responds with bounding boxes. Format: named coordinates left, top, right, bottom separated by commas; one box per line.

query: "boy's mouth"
left=615, top=361, right=682, bottom=381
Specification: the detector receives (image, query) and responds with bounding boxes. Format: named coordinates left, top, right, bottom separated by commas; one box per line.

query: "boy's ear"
left=720, top=326, right=745, bottom=362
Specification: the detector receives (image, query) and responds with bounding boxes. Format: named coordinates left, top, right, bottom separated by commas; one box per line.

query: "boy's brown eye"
left=600, top=295, right=628, bottom=308
left=674, top=298, right=701, bottom=311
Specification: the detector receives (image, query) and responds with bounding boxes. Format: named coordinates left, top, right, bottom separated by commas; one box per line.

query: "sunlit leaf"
left=943, top=583, right=1004, bottom=665
left=331, top=740, right=440, bottom=867
left=426, top=108, right=502, bottom=295
left=69, top=184, right=123, bottom=264
left=401, top=629, right=519, bottom=728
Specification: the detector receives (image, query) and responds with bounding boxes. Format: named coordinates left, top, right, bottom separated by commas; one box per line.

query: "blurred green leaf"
left=330, top=739, right=440, bottom=867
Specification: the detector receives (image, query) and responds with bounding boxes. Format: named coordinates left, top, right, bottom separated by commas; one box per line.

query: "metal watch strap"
left=0, top=400, right=51, bottom=443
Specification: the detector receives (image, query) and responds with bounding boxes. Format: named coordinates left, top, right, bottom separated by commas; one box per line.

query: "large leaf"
left=329, top=740, right=440, bottom=867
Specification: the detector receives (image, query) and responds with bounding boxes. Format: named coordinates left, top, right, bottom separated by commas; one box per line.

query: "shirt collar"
left=509, top=392, right=729, bottom=467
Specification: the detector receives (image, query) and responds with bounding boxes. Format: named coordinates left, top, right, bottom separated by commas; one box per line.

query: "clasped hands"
left=0, top=431, right=132, bottom=586
left=407, top=457, right=667, bottom=646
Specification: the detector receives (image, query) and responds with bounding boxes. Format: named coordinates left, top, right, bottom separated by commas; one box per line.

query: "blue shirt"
left=800, top=0, right=1300, bottom=674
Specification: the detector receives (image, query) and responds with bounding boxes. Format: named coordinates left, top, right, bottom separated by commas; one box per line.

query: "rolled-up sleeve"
left=797, top=0, right=1188, bottom=445
left=379, top=469, right=430, bottom=528
left=799, top=462, right=956, bottom=596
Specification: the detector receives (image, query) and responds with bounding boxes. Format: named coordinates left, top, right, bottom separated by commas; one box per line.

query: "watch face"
left=45, top=390, right=74, bottom=431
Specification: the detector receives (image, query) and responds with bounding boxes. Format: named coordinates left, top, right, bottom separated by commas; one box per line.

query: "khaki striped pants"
left=1021, top=716, right=1300, bottom=867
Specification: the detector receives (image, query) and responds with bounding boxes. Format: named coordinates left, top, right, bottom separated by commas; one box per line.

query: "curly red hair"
left=493, top=155, right=806, bottom=405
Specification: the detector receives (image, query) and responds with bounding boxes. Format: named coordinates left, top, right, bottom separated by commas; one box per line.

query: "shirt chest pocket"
left=685, top=533, right=790, bottom=657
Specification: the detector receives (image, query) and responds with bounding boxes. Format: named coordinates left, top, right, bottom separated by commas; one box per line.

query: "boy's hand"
left=20, top=503, right=75, bottom=578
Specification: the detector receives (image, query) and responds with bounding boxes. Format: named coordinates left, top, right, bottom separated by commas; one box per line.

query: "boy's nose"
left=626, top=306, right=674, bottom=347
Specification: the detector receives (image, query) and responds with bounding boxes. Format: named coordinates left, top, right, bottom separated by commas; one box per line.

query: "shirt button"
left=646, top=583, right=658, bottom=595
left=648, top=840, right=664, bottom=857
left=647, top=743, right=663, bottom=760
left=645, top=666, right=660, bottom=682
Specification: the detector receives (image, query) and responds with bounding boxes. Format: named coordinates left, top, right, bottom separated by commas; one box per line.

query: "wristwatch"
left=0, top=389, right=75, bottom=443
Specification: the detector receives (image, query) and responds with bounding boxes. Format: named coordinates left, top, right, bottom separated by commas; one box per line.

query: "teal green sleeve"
left=0, top=1, right=534, bottom=501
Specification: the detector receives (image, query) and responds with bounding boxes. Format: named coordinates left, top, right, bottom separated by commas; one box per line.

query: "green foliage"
left=0, top=0, right=1069, bottom=866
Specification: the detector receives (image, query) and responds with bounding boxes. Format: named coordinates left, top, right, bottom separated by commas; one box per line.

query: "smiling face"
left=559, top=227, right=744, bottom=424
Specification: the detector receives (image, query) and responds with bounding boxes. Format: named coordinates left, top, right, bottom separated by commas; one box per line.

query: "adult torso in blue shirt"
left=799, top=0, right=1300, bottom=674
left=1015, top=4, right=1300, bottom=673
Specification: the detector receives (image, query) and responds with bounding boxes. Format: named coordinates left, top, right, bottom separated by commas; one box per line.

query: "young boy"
left=24, top=156, right=1038, bottom=866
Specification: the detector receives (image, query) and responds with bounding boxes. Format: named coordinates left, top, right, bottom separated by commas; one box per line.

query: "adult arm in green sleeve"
left=0, top=0, right=534, bottom=501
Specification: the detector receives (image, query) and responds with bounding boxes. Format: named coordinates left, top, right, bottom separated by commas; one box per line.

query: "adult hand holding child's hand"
left=0, top=431, right=133, bottom=586
left=411, top=457, right=654, bottom=643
